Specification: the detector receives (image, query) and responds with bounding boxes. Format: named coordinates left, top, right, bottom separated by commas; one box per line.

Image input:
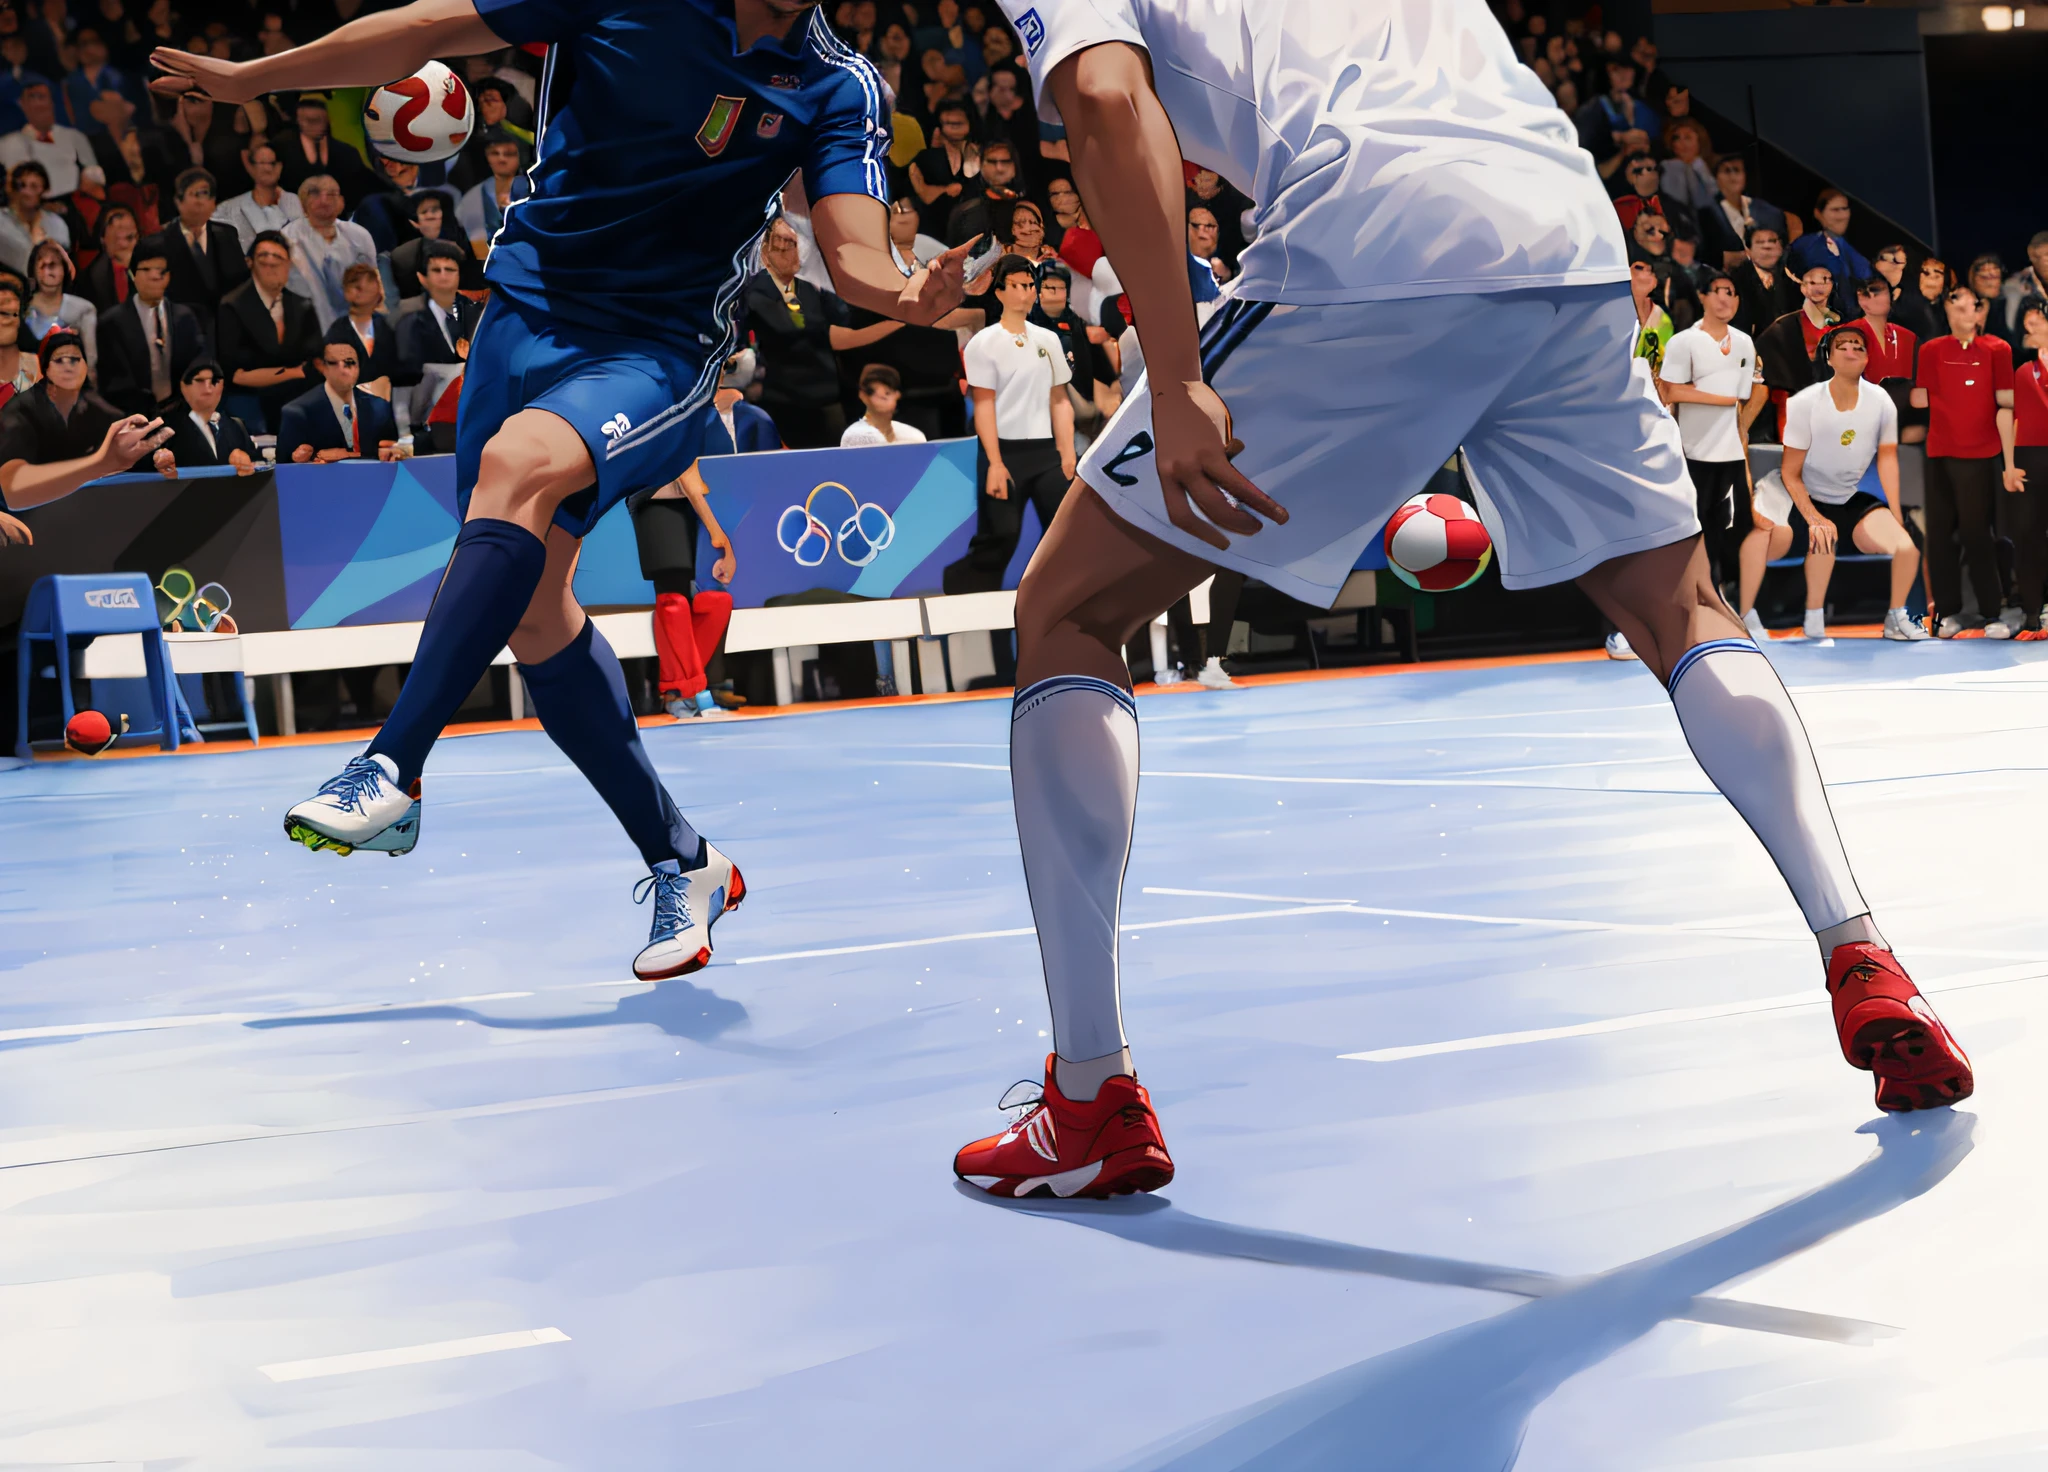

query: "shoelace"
left=998, top=1080, right=1044, bottom=1120
left=316, top=757, right=389, bottom=815
left=633, top=868, right=694, bottom=941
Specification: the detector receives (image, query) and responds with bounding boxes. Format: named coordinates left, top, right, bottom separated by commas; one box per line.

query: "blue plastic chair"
left=14, top=573, right=179, bottom=759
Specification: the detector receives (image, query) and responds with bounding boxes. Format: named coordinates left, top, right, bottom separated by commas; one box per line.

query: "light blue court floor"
left=2, top=640, right=2046, bottom=1470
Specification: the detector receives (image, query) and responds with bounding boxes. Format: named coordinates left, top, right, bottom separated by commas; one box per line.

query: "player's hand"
left=900, top=237, right=978, bottom=326
left=0, top=509, right=29, bottom=546
left=1807, top=516, right=1837, bottom=558
left=2004, top=465, right=2026, bottom=493
left=985, top=462, right=1010, bottom=500
left=712, top=538, right=735, bottom=586
left=1152, top=380, right=1287, bottom=550
left=101, top=414, right=172, bottom=467
left=148, top=48, right=266, bottom=105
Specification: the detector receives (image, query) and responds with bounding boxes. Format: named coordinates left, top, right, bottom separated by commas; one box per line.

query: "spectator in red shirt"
left=2010, top=301, right=2048, bottom=637
left=1614, top=151, right=1697, bottom=242
left=1912, top=284, right=2021, bottom=637
left=1842, top=274, right=1920, bottom=443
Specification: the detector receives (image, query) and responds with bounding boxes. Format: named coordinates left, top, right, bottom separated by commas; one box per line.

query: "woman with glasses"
left=24, top=240, right=97, bottom=372
left=1894, top=254, right=1951, bottom=345
left=0, top=328, right=170, bottom=511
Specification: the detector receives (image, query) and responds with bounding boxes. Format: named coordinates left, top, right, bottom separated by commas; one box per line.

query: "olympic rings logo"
left=777, top=481, right=897, bottom=568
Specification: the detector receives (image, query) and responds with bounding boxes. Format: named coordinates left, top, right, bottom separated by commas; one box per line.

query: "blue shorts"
left=456, top=293, right=722, bottom=539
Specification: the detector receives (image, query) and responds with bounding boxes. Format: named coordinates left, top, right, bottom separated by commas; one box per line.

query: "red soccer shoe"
left=954, top=1056, right=1175, bottom=1200
left=1827, top=943, right=1974, bottom=1112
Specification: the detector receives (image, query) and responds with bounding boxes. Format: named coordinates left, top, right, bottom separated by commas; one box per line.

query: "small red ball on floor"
left=64, top=709, right=116, bottom=756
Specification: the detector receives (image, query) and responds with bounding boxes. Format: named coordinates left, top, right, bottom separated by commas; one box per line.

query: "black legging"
left=1925, top=455, right=2005, bottom=620
left=2013, top=446, right=2048, bottom=623
left=1206, top=569, right=1246, bottom=662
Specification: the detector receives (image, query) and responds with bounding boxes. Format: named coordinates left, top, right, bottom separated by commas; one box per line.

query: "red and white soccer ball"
left=1382, top=492, right=1494, bottom=592
left=362, top=61, right=473, bottom=165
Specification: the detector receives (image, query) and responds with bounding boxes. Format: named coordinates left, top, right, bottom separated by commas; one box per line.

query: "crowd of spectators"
left=2, top=0, right=2046, bottom=662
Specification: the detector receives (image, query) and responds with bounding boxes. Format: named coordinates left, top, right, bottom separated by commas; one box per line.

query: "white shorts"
left=1077, top=282, right=1700, bottom=605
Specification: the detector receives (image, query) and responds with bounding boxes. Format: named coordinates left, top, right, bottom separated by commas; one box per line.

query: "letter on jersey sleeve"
left=996, top=0, right=1146, bottom=118
left=475, top=0, right=588, bottom=46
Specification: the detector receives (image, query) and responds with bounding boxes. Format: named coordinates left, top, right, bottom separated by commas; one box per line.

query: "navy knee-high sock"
left=370, top=518, right=547, bottom=786
left=521, top=617, right=702, bottom=870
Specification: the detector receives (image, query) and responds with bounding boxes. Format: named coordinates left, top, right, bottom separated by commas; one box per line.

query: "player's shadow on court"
left=244, top=978, right=750, bottom=1044
left=988, top=1112, right=1974, bottom=1472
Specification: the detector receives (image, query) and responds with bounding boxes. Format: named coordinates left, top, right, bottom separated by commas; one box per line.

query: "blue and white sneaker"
left=632, top=842, right=746, bottom=980
left=283, top=753, right=421, bottom=857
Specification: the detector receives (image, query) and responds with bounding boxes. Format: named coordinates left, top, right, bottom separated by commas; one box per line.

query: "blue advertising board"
left=269, top=441, right=1043, bottom=630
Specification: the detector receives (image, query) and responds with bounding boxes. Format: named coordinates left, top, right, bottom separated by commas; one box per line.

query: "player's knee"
left=477, top=414, right=594, bottom=514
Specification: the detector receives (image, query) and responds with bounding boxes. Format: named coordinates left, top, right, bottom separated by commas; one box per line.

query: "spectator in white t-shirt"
left=841, top=363, right=929, bottom=447
left=1658, top=268, right=1766, bottom=592
left=942, top=251, right=1075, bottom=599
left=282, top=174, right=376, bottom=331
left=1747, top=324, right=1927, bottom=644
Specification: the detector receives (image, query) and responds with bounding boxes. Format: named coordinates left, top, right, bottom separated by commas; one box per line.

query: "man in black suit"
left=277, top=338, right=405, bottom=463
left=150, top=358, right=258, bottom=477
left=95, top=235, right=206, bottom=417
left=160, top=168, right=250, bottom=337
left=325, top=261, right=414, bottom=400
left=396, top=239, right=480, bottom=367
left=217, top=229, right=324, bottom=433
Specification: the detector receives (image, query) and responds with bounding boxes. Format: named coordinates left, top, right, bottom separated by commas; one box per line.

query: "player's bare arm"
left=150, top=0, right=504, bottom=101
left=0, top=415, right=172, bottom=509
left=811, top=194, right=974, bottom=328
left=1045, top=41, right=1286, bottom=550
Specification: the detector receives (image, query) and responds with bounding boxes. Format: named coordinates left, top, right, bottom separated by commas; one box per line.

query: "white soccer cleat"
left=284, top=753, right=420, bottom=857
left=1742, top=607, right=1767, bottom=642
left=1883, top=608, right=1931, bottom=641
left=1604, top=631, right=1638, bottom=661
left=632, top=842, right=746, bottom=980
left=1195, top=656, right=1237, bottom=690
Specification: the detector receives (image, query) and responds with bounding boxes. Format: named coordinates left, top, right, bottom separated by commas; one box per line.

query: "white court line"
left=0, top=1078, right=724, bottom=1173
left=0, top=991, right=535, bottom=1047
left=260, top=1327, right=569, bottom=1383
left=1344, top=963, right=2048, bottom=1063
left=1144, top=886, right=1360, bottom=906
left=735, top=906, right=1357, bottom=965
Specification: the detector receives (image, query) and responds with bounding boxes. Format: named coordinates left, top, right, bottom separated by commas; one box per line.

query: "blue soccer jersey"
left=472, top=0, right=889, bottom=347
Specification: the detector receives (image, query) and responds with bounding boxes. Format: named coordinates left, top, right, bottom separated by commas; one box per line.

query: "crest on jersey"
left=1840, top=428, right=1856, bottom=446
left=1016, top=7, right=1045, bottom=54
left=697, top=95, right=747, bottom=157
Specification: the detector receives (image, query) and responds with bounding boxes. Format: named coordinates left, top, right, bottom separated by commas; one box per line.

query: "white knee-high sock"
left=1666, top=639, right=1874, bottom=939
left=1011, top=676, right=1139, bottom=1071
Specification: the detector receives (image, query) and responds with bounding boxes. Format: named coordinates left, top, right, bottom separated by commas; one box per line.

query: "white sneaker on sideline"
left=1742, top=608, right=1767, bottom=642
left=1154, top=666, right=1185, bottom=686
left=1883, top=608, right=1932, bottom=641
left=1985, top=618, right=2014, bottom=640
left=2000, top=606, right=2026, bottom=632
left=284, top=753, right=421, bottom=856
left=1605, top=631, right=1638, bottom=661
left=1195, top=657, right=1237, bottom=690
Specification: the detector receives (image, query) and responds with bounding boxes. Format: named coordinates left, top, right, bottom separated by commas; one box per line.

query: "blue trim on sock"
left=1012, top=674, right=1138, bottom=722
left=1667, top=637, right=1763, bottom=693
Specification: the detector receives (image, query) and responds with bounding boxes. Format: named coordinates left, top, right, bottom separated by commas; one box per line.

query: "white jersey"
left=1782, top=379, right=1896, bottom=505
left=1659, top=323, right=1761, bottom=463
left=1000, top=0, right=1628, bottom=305
left=964, top=321, right=1073, bottom=440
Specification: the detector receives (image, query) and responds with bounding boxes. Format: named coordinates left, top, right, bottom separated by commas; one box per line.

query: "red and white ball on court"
left=362, top=61, right=473, bottom=165
left=1382, top=492, right=1494, bottom=592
